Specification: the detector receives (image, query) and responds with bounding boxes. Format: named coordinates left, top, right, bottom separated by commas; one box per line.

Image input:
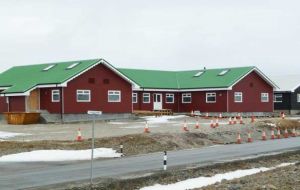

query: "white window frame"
left=132, top=93, right=138, bottom=103
left=51, top=90, right=60, bottom=102
left=108, top=90, right=121, bottom=103
left=182, top=93, right=192, bottom=104
left=76, top=90, right=91, bottom=102
left=234, top=92, right=243, bottom=103
left=166, top=93, right=174, bottom=104
left=274, top=94, right=283, bottom=103
left=206, top=92, right=216, bottom=103
left=297, top=94, right=300, bottom=103
left=261, top=93, right=269, bottom=102
left=143, top=93, right=150, bottom=103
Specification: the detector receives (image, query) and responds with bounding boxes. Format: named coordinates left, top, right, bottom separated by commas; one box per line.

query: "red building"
left=0, top=59, right=277, bottom=116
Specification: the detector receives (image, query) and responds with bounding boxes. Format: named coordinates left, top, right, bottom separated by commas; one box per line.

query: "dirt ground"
left=48, top=150, right=300, bottom=190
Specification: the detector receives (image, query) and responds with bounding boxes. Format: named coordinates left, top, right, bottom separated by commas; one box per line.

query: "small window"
left=66, top=62, right=80, bottom=70
left=166, top=93, right=174, bottom=103
left=182, top=93, right=191, bottom=103
left=194, top=71, right=204, bottom=77
left=218, top=69, right=230, bottom=76
left=52, top=90, right=60, bottom=102
left=143, top=93, right=150, bottom=103
left=103, top=79, right=110, bottom=84
left=108, top=91, right=121, bottom=102
left=234, top=92, right=243, bottom=103
left=132, top=93, right=138, bottom=103
left=206, top=92, right=216, bottom=103
left=43, top=65, right=56, bottom=71
left=274, top=94, right=283, bottom=103
left=297, top=94, right=300, bottom=103
left=88, top=78, right=96, bottom=84
left=261, top=93, right=269, bottom=102
left=77, top=90, right=91, bottom=102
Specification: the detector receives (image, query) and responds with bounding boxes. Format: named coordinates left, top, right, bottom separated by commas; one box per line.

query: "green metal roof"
left=118, top=66, right=256, bottom=89
left=0, top=58, right=264, bottom=94
left=0, top=59, right=101, bottom=94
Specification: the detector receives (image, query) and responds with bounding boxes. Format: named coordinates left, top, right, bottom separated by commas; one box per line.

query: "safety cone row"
left=247, top=131, right=253, bottom=143
left=233, top=117, right=237, bottom=124
left=236, top=133, right=242, bottom=144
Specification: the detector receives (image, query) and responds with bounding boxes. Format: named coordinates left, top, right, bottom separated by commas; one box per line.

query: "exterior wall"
left=0, top=96, right=8, bottom=113
left=8, top=96, right=26, bottom=112
left=40, top=64, right=133, bottom=114
left=133, top=91, right=228, bottom=113
left=228, top=71, right=273, bottom=112
left=291, top=86, right=300, bottom=111
left=274, top=92, right=291, bottom=111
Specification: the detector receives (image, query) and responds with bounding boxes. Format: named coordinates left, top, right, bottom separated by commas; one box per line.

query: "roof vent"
left=42, top=64, right=56, bottom=71
left=218, top=69, right=230, bottom=76
left=194, top=71, right=205, bottom=77
left=66, top=62, right=80, bottom=70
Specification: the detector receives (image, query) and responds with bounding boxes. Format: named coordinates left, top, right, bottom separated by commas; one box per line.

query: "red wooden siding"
left=9, top=96, right=26, bottom=112
left=40, top=88, right=62, bottom=113
left=228, top=71, right=273, bottom=112
left=0, top=96, right=7, bottom=113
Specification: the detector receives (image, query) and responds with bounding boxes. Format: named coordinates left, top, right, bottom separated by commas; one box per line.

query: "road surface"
left=0, top=137, right=299, bottom=190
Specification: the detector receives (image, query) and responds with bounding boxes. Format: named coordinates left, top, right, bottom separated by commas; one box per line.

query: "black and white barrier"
left=163, top=151, right=167, bottom=171
left=120, top=144, right=124, bottom=156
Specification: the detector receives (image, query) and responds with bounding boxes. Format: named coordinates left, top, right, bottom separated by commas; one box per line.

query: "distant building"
left=272, top=75, right=300, bottom=114
left=0, top=59, right=277, bottom=116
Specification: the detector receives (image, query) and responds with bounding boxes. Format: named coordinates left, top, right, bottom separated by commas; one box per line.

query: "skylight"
left=194, top=71, right=204, bottom=77
left=43, top=65, right=56, bottom=71
left=218, top=69, right=230, bottom=76
left=66, top=62, right=80, bottom=70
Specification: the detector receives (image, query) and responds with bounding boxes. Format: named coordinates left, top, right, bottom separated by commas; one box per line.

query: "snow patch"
left=265, top=123, right=276, bottom=127
left=142, top=115, right=186, bottom=123
left=0, top=131, right=30, bottom=140
left=0, top=148, right=121, bottom=162
left=140, top=163, right=295, bottom=190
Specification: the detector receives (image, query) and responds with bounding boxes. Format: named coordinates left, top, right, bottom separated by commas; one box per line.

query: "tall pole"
left=90, top=114, right=95, bottom=185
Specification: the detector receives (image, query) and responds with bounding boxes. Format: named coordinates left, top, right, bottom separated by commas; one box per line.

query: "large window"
left=77, top=90, right=91, bottom=102
left=297, top=94, right=300, bottom=103
left=132, top=93, right=138, bottom=103
left=234, top=92, right=243, bottom=103
left=274, top=94, right=283, bottom=103
left=52, top=90, right=60, bottom=102
left=166, top=93, right=174, bottom=103
left=261, top=93, right=269, bottom=102
left=143, top=93, right=150, bottom=103
left=182, top=93, right=191, bottom=103
left=108, top=90, right=121, bottom=102
left=206, top=92, right=216, bottom=103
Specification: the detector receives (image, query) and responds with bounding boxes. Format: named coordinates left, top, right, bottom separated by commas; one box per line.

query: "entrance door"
left=153, top=94, right=162, bottom=110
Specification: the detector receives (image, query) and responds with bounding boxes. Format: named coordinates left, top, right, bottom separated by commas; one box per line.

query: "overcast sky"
left=0, top=0, right=299, bottom=76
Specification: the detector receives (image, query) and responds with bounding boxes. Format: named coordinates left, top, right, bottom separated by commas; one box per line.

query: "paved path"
left=0, top=137, right=299, bottom=190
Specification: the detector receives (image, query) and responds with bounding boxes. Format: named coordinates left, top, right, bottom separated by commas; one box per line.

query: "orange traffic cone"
left=77, top=128, right=82, bottom=142
left=277, top=128, right=281, bottom=139
left=236, top=133, right=242, bottom=144
left=195, top=120, right=200, bottom=129
left=271, top=128, right=275, bottom=140
left=237, top=113, right=241, bottom=120
left=233, top=117, right=237, bottom=124
left=247, top=131, right=253, bottom=143
left=229, top=117, right=233, bottom=125
left=144, top=122, right=150, bottom=133
left=291, top=128, right=296, bottom=137
left=284, top=128, right=289, bottom=138
left=281, top=112, right=285, bottom=119
left=215, top=119, right=219, bottom=127
left=205, top=112, right=209, bottom=119
left=219, top=113, right=222, bottom=119
left=210, top=120, right=215, bottom=128
left=262, top=130, right=267, bottom=141
left=239, top=117, right=244, bottom=124
left=183, top=120, right=189, bottom=132
left=191, top=110, right=194, bottom=117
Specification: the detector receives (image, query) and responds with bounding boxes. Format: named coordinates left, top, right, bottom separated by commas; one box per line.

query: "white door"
left=153, top=94, right=162, bottom=110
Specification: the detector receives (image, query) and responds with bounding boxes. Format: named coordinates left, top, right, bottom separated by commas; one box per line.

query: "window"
left=261, top=93, right=269, bottom=102
left=218, top=69, right=230, bottom=76
left=108, top=91, right=121, bottom=102
left=52, top=90, right=60, bottom=102
left=66, top=62, right=80, bottom=69
left=166, top=93, right=174, bottom=103
left=88, top=78, right=95, bottom=84
left=297, top=94, right=300, bottom=103
left=194, top=71, right=204, bottom=77
left=234, top=92, right=243, bottom=103
left=77, top=90, right=91, bottom=102
left=206, top=93, right=216, bottom=103
left=43, top=64, right=56, bottom=71
left=182, top=93, right=192, bottom=103
left=143, top=93, right=150, bottom=103
left=132, top=93, right=138, bottom=103
left=274, top=94, right=283, bottom=103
